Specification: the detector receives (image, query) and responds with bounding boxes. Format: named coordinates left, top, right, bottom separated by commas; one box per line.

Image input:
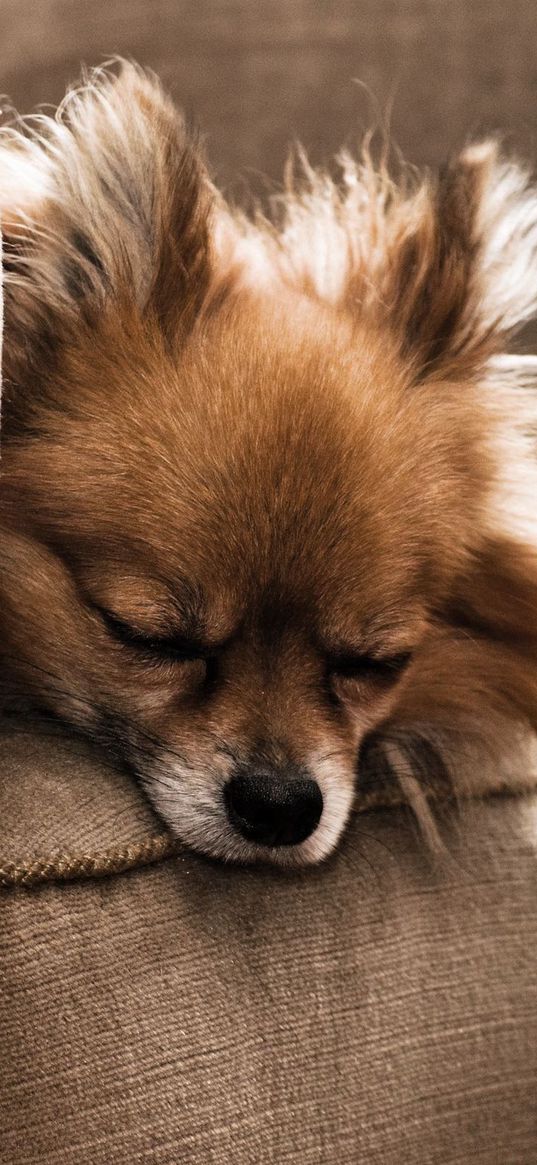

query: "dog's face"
left=1, top=66, right=537, bottom=864
left=1, top=298, right=486, bottom=864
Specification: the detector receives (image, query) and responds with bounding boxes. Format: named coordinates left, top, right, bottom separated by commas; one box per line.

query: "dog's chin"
left=142, top=769, right=356, bottom=868
left=166, top=816, right=347, bottom=869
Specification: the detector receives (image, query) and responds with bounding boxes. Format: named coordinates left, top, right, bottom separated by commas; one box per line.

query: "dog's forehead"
left=12, top=295, right=449, bottom=609
left=117, top=313, right=414, bottom=524
left=102, top=449, right=428, bottom=624
left=65, top=316, right=438, bottom=588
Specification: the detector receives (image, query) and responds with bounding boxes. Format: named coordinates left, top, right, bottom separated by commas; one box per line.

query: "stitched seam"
left=1, top=784, right=534, bottom=888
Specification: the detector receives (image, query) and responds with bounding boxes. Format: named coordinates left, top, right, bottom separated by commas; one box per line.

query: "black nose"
left=224, top=770, right=323, bottom=847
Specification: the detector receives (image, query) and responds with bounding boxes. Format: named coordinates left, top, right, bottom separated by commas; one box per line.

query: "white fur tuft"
left=471, top=153, right=537, bottom=333
left=0, top=61, right=212, bottom=318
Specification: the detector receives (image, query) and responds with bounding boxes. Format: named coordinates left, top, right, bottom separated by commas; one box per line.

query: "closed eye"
left=328, top=651, right=412, bottom=682
left=96, top=606, right=210, bottom=663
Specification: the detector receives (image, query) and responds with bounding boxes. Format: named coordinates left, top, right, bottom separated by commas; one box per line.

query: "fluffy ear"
left=271, top=140, right=537, bottom=381
left=374, top=141, right=537, bottom=379
left=0, top=62, right=213, bottom=390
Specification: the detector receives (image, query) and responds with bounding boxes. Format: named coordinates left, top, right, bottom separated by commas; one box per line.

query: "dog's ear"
left=277, top=140, right=537, bottom=381
left=367, top=141, right=537, bottom=380
left=0, top=62, right=213, bottom=392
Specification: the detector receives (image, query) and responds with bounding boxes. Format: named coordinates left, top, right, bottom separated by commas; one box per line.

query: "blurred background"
left=1, top=0, right=536, bottom=203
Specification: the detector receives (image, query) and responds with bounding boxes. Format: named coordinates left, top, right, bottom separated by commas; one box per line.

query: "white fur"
left=482, top=354, right=537, bottom=545
left=0, top=63, right=207, bottom=315
left=2, top=63, right=537, bottom=369
left=470, top=151, right=537, bottom=333
left=143, top=747, right=355, bottom=867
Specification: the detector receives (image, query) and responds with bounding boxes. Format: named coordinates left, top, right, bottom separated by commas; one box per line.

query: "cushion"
left=1, top=716, right=536, bottom=1165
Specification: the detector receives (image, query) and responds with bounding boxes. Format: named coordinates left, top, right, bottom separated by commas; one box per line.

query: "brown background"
left=1, top=0, right=537, bottom=199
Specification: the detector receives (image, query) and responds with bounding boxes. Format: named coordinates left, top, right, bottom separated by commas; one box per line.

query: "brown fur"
left=1, top=63, right=537, bottom=864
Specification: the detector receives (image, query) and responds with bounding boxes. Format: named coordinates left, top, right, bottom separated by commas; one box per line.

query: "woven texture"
left=1, top=720, right=537, bottom=1163
left=1, top=778, right=537, bottom=1165
left=1, top=721, right=533, bottom=888
left=0, top=833, right=180, bottom=887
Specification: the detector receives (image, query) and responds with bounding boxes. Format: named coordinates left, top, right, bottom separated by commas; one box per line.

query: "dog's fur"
left=1, top=62, right=537, bottom=865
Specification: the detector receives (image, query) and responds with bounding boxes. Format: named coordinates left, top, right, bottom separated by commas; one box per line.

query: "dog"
left=1, top=62, right=537, bottom=866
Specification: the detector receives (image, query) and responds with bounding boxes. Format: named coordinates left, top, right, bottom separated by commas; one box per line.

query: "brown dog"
left=1, top=63, right=537, bottom=865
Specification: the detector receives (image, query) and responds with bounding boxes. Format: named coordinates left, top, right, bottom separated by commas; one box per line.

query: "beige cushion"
left=1, top=717, right=536, bottom=1164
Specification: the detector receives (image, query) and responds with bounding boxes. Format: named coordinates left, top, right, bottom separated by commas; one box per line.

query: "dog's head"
left=1, top=65, right=536, bottom=864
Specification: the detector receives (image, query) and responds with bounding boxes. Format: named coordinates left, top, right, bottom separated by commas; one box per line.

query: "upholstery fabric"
left=1, top=720, right=537, bottom=1164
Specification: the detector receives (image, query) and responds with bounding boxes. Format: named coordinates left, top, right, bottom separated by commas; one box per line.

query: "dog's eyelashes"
left=324, top=651, right=412, bottom=712
left=328, top=651, right=412, bottom=684
left=95, top=606, right=210, bottom=664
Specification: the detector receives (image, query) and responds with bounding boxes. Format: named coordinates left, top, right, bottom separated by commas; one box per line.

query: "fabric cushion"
left=1, top=717, right=536, bottom=1165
